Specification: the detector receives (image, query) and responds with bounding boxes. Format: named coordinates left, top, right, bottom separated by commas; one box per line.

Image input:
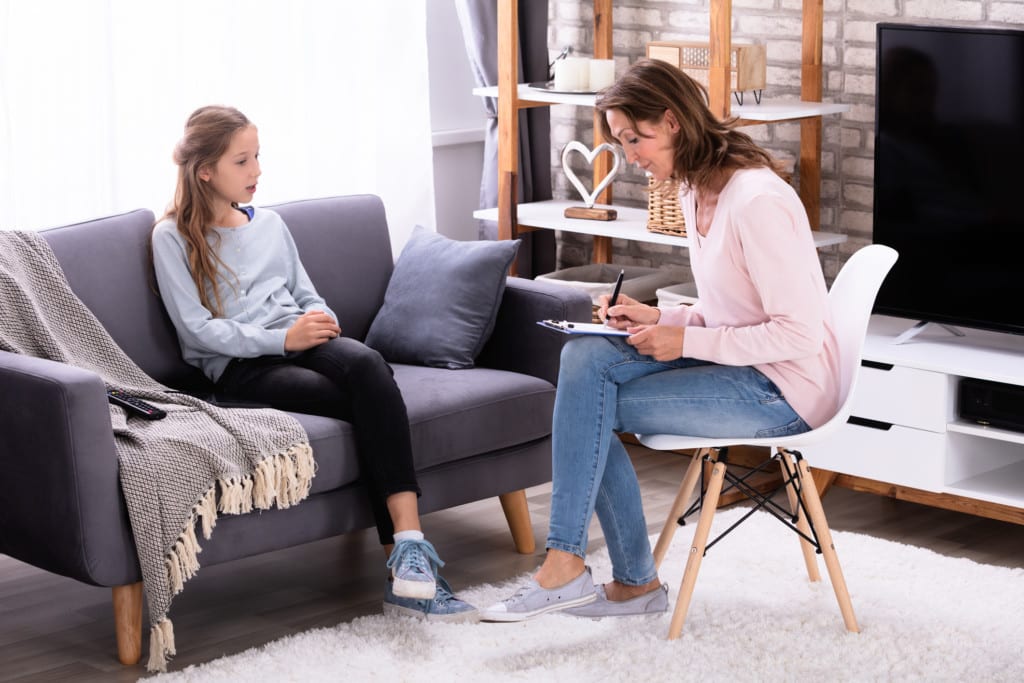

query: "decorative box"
left=646, top=40, right=766, bottom=104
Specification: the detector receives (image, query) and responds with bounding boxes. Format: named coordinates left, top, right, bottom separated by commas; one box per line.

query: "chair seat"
left=636, top=427, right=833, bottom=452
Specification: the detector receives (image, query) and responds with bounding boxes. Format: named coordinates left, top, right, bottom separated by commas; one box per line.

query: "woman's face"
left=605, top=108, right=678, bottom=181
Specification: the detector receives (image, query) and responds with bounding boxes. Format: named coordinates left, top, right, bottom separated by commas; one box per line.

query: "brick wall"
left=546, top=0, right=1024, bottom=282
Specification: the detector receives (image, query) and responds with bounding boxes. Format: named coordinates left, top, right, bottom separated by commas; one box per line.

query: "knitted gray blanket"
left=0, top=230, right=313, bottom=672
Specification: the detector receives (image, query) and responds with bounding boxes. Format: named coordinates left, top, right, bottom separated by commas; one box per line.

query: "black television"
left=873, top=23, right=1024, bottom=337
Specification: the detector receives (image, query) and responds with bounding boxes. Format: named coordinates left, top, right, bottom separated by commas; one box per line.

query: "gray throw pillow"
left=365, top=226, right=521, bottom=369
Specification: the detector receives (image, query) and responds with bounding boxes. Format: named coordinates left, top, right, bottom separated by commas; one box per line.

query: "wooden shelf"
left=473, top=84, right=849, bottom=123
left=490, top=0, right=837, bottom=258
left=473, top=199, right=846, bottom=250
left=472, top=84, right=597, bottom=107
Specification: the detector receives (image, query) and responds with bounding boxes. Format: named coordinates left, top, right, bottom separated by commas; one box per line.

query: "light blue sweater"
left=151, top=207, right=336, bottom=382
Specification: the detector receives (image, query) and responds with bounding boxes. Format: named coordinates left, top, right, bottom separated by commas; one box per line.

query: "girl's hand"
left=625, top=324, right=685, bottom=361
left=285, top=310, right=341, bottom=351
left=598, top=292, right=661, bottom=329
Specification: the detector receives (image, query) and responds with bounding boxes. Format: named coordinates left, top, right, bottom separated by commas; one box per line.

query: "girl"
left=483, top=59, right=839, bottom=621
left=151, top=105, right=475, bottom=621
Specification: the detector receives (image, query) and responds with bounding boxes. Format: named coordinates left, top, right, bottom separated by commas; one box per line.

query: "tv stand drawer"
left=853, top=362, right=950, bottom=432
left=805, top=420, right=945, bottom=492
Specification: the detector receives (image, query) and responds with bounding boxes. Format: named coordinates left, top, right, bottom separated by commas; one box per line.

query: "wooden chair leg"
left=668, top=453, right=728, bottom=640
left=795, top=457, right=860, bottom=633
left=779, top=448, right=821, bottom=582
left=499, top=489, right=535, bottom=554
left=653, top=449, right=705, bottom=570
left=112, top=582, right=143, bottom=665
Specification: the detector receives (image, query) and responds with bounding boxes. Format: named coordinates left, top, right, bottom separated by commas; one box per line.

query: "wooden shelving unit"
left=488, top=0, right=846, bottom=263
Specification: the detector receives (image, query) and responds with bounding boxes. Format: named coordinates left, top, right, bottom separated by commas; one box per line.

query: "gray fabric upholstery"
left=396, top=364, right=554, bottom=469
left=0, top=195, right=592, bottom=590
left=269, top=195, right=395, bottom=342
left=365, top=227, right=521, bottom=369
left=41, top=209, right=208, bottom=392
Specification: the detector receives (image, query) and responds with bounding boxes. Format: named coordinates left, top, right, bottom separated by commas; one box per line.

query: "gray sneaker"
left=480, top=567, right=597, bottom=622
left=563, top=582, right=669, bottom=618
left=383, top=575, right=479, bottom=623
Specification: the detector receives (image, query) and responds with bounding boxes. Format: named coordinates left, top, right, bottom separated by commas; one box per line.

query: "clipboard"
left=537, top=319, right=631, bottom=336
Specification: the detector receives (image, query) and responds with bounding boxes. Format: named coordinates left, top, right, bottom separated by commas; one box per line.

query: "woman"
left=482, top=59, right=840, bottom=621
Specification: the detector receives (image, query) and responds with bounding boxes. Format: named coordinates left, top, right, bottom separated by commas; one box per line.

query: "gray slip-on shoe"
left=480, top=566, right=598, bottom=622
left=563, top=582, right=669, bottom=618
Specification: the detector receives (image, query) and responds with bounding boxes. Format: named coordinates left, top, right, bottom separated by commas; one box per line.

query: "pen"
left=608, top=269, right=625, bottom=310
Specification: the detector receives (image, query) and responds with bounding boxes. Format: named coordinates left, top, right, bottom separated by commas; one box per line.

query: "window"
left=0, top=0, right=434, bottom=251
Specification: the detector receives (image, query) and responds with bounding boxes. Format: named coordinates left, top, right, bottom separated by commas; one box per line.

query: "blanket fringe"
left=197, top=487, right=217, bottom=540
left=146, top=617, right=176, bottom=672
left=153, top=442, right=316, bottom=668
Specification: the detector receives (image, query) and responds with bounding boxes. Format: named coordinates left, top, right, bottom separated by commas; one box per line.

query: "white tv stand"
left=807, top=315, right=1024, bottom=524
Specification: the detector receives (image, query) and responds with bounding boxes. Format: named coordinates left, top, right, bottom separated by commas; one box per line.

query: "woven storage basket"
left=646, top=177, right=686, bottom=237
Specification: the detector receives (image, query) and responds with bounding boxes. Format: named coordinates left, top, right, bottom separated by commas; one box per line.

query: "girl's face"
left=202, top=124, right=261, bottom=205
left=605, top=108, right=678, bottom=181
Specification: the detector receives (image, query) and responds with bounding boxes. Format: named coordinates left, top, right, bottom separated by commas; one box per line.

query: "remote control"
left=107, top=389, right=167, bottom=420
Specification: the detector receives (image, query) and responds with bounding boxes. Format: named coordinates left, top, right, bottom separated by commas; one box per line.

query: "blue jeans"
left=546, top=335, right=809, bottom=587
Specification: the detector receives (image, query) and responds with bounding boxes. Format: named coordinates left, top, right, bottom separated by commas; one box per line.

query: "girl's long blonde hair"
left=159, top=105, right=250, bottom=317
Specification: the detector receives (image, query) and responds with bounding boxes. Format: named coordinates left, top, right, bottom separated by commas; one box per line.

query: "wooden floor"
left=3, top=444, right=1023, bottom=681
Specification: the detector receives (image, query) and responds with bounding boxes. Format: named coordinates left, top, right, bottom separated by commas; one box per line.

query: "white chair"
left=637, top=244, right=898, bottom=639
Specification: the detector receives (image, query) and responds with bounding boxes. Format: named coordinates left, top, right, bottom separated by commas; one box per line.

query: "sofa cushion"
left=287, top=412, right=358, bottom=496
left=394, top=364, right=554, bottom=470
left=295, top=364, right=555, bottom=495
left=365, top=227, right=520, bottom=369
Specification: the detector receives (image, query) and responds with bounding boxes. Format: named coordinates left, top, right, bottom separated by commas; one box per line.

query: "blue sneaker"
left=386, top=538, right=442, bottom=599
left=383, top=575, right=479, bottom=623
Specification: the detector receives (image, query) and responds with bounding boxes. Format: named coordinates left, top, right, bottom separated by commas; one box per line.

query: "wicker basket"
left=646, top=177, right=686, bottom=237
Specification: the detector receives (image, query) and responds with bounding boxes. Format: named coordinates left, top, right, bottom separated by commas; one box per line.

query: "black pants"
left=216, top=337, right=419, bottom=544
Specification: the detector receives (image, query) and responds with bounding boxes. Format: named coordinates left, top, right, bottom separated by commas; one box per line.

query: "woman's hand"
left=284, top=310, right=341, bottom=351
left=624, top=324, right=685, bottom=361
left=598, top=292, right=661, bottom=329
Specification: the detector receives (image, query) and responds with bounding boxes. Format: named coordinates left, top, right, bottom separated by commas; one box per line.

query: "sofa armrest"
left=0, top=351, right=140, bottom=586
left=477, top=277, right=592, bottom=384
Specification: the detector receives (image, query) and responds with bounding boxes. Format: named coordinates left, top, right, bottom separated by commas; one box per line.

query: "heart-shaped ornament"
left=561, top=141, right=622, bottom=208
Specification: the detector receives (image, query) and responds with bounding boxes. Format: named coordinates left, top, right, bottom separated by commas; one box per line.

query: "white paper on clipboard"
left=536, top=320, right=631, bottom=336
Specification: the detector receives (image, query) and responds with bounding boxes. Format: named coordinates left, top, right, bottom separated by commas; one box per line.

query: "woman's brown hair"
left=595, top=58, right=780, bottom=192
left=158, top=105, right=251, bottom=317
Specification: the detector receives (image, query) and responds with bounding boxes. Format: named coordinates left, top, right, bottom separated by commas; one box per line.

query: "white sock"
left=393, top=529, right=424, bottom=543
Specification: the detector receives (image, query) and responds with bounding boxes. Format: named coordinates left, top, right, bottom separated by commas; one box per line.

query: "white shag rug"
left=152, top=508, right=1024, bottom=682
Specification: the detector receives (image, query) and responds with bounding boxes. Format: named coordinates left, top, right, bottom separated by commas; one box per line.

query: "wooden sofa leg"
left=499, top=489, right=536, bottom=554
left=112, top=582, right=143, bottom=665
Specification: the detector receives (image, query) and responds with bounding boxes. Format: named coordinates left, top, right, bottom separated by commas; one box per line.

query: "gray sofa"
left=0, top=194, right=589, bottom=665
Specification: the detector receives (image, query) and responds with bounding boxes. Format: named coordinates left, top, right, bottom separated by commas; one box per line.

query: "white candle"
left=570, top=58, right=590, bottom=90
left=555, top=57, right=589, bottom=91
left=589, top=59, right=615, bottom=91
left=553, top=58, right=575, bottom=91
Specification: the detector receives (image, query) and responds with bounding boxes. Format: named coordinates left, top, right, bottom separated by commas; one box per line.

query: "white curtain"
left=0, top=0, right=435, bottom=253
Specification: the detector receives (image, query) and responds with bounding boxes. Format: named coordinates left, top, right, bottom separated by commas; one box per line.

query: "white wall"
left=425, top=0, right=487, bottom=242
